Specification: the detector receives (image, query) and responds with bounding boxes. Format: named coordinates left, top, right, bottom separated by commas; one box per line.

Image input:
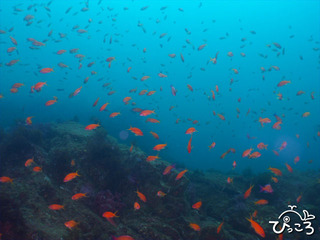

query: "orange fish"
left=103, top=211, right=118, bottom=218
left=257, top=143, right=267, bottom=150
left=189, top=223, right=201, bottom=231
left=272, top=121, right=282, bottom=130
left=100, top=102, right=109, bottom=111
left=146, top=155, right=159, bottom=162
left=48, top=204, right=64, bottom=210
left=252, top=210, right=258, bottom=218
left=134, top=202, right=140, bottom=210
left=163, top=165, right=174, bottom=175
left=45, top=96, right=58, bottom=106
left=139, top=90, right=148, bottom=95
left=187, top=135, right=192, bottom=153
left=259, top=117, right=271, bottom=127
left=149, top=131, right=159, bottom=139
left=232, top=161, right=237, bottom=169
left=64, top=171, right=80, bottom=182
left=294, top=156, right=300, bottom=164
left=302, top=112, right=310, bottom=118
left=220, top=151, right=229, bottom=159
left=34, top=82, right=47, bottom=91
left=85, top=124, right=100, bottom=130
left=141, top=76, right=150, bottom=81
left=285, top=163, right=293, bottom=172
left=208, top=142, right=216, bottom=149
left=147, top=90, right=156, bottom=96
left=123, top=97, right=132, bottom=103
left=217, top=221, right=224, bottom=234
left=242, top=148, right=253, bottom=158
left=254, top=199, right=268, bottom=205
left=187, top=84, right=193, bottom=92
left=0, top=176, right=13, bottom=183
left=93, top=97, right=100, bottom=107
left=129, top=144, right=133, bottom=153
left=146, top=118, right=160, bottom=123
left=72, top=86, right=82, bottom=97
left=192, top=201, right=202, bottom=210
left=211, top=90, right=216, bottom=100
left=227, top=177, right=233, bottom=184
left=128, top=126, right=143, bottom=136
left=269, top=167, right=282, bottom=176
left=249, top=151, right=261, bottom=159
left=296, top=194, right=302, bottom=203
left=277, top=80, right=291, bottom=87
left=185, top=127, right=197, bottom=134
left=110, top=112, right=120, bottom=118
left=25, top=116, right=34, bottom=125
left=246, top=217, right=265, bottom=238
left=157, top=191, right=166, bottom=197
left=40, top=67, right=54, bottom=74
left=33, top=166, right=42, bottom=172
left=175, top=169, right=188, bottom=180
left=244, top=185, right=254, bottom=199
left=112, top=236, right=134, bottom=240
left=136, top=190, right=147, bottom=202
left=65, top=220, right=78, bottom=230
left=140, top=110, right=155, bottom=116
left=71, top=159, right=75, bottom=167
left=25, top=157, right=34, bottom=167
left=153, top=144, right=167, bottom=151
left=217, top=113, right=225, bottom=120
left=271, top=176, right=278, bottom=183
left=72, top=193, right=87, bottom=200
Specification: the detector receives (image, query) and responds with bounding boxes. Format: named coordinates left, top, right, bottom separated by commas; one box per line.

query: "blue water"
left=0, top=0, right=319, bottom=174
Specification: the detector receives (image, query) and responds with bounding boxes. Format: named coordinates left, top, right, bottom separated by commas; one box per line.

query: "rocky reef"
left=0, top=122, right=319, bottom=240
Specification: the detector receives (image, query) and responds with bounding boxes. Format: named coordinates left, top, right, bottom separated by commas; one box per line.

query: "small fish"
left=185, top=127, right=197, bottom=135
left=72, top=193, right=87, bottom=200
left=33, top=166, right=42, bottom=172
left=192, top=201, right=202, bottom=210
left=257, top=143, right=267, bottom=150
left=189, top=223, right=201, bottom=231
left=64, top=171, right=80, bottom=182
left=227, top=177, right=233, bottom=184
left=170, top=85, right=177, bottom=96
left=48, top=204, right=64, bottom=210
left=128, top=126, right=143, bottom=136
left=254, top=199, right=268, bottom=205
left=187, top=135, right=192, bottom=153
left=112, top=236, right=134, bottom=240
left=208, top=142, right=216, bottom=149
left=175, top=169, right=188, bottom=180
left=150, top=131, right=159, bottom=139
left=25, top=157, right=34, bottom=167
left=242, top=148, right=253, bottom=158
left=25, top=116, right=34, bottom=125
left=85, top=124, right=100, bottom=130
left=269, top=167, right=282, bottom=176
left=0, top=176, right=13, bottom=183
left=136, top=190, right=147, bottom=202
left=217, top=221, right=224, bottom=234
left=40, top=67, right=54, bottom=74
left=100, top=102, right=109, bottom=111
left=140, top=110, right=155, bottom=116
left=260, top=184, right=273, bottom=193
left=110, top=112, right=120, bottom=118
left=285, top=163, right=293, bottom=172
left=134, top=202, right=140, bottom=210
left=157, top=191, right=166, bottom=197
left=163, top=165, right=175, bottom=175
left=244, top=185, right=254, bottom=199
left=153, top=144, right=167, bottom=151
left=246, top=217, right=265, bottom=238
left=277, top=80, right=291, bottom=87
left=65, top=220, right=78, bottom=230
